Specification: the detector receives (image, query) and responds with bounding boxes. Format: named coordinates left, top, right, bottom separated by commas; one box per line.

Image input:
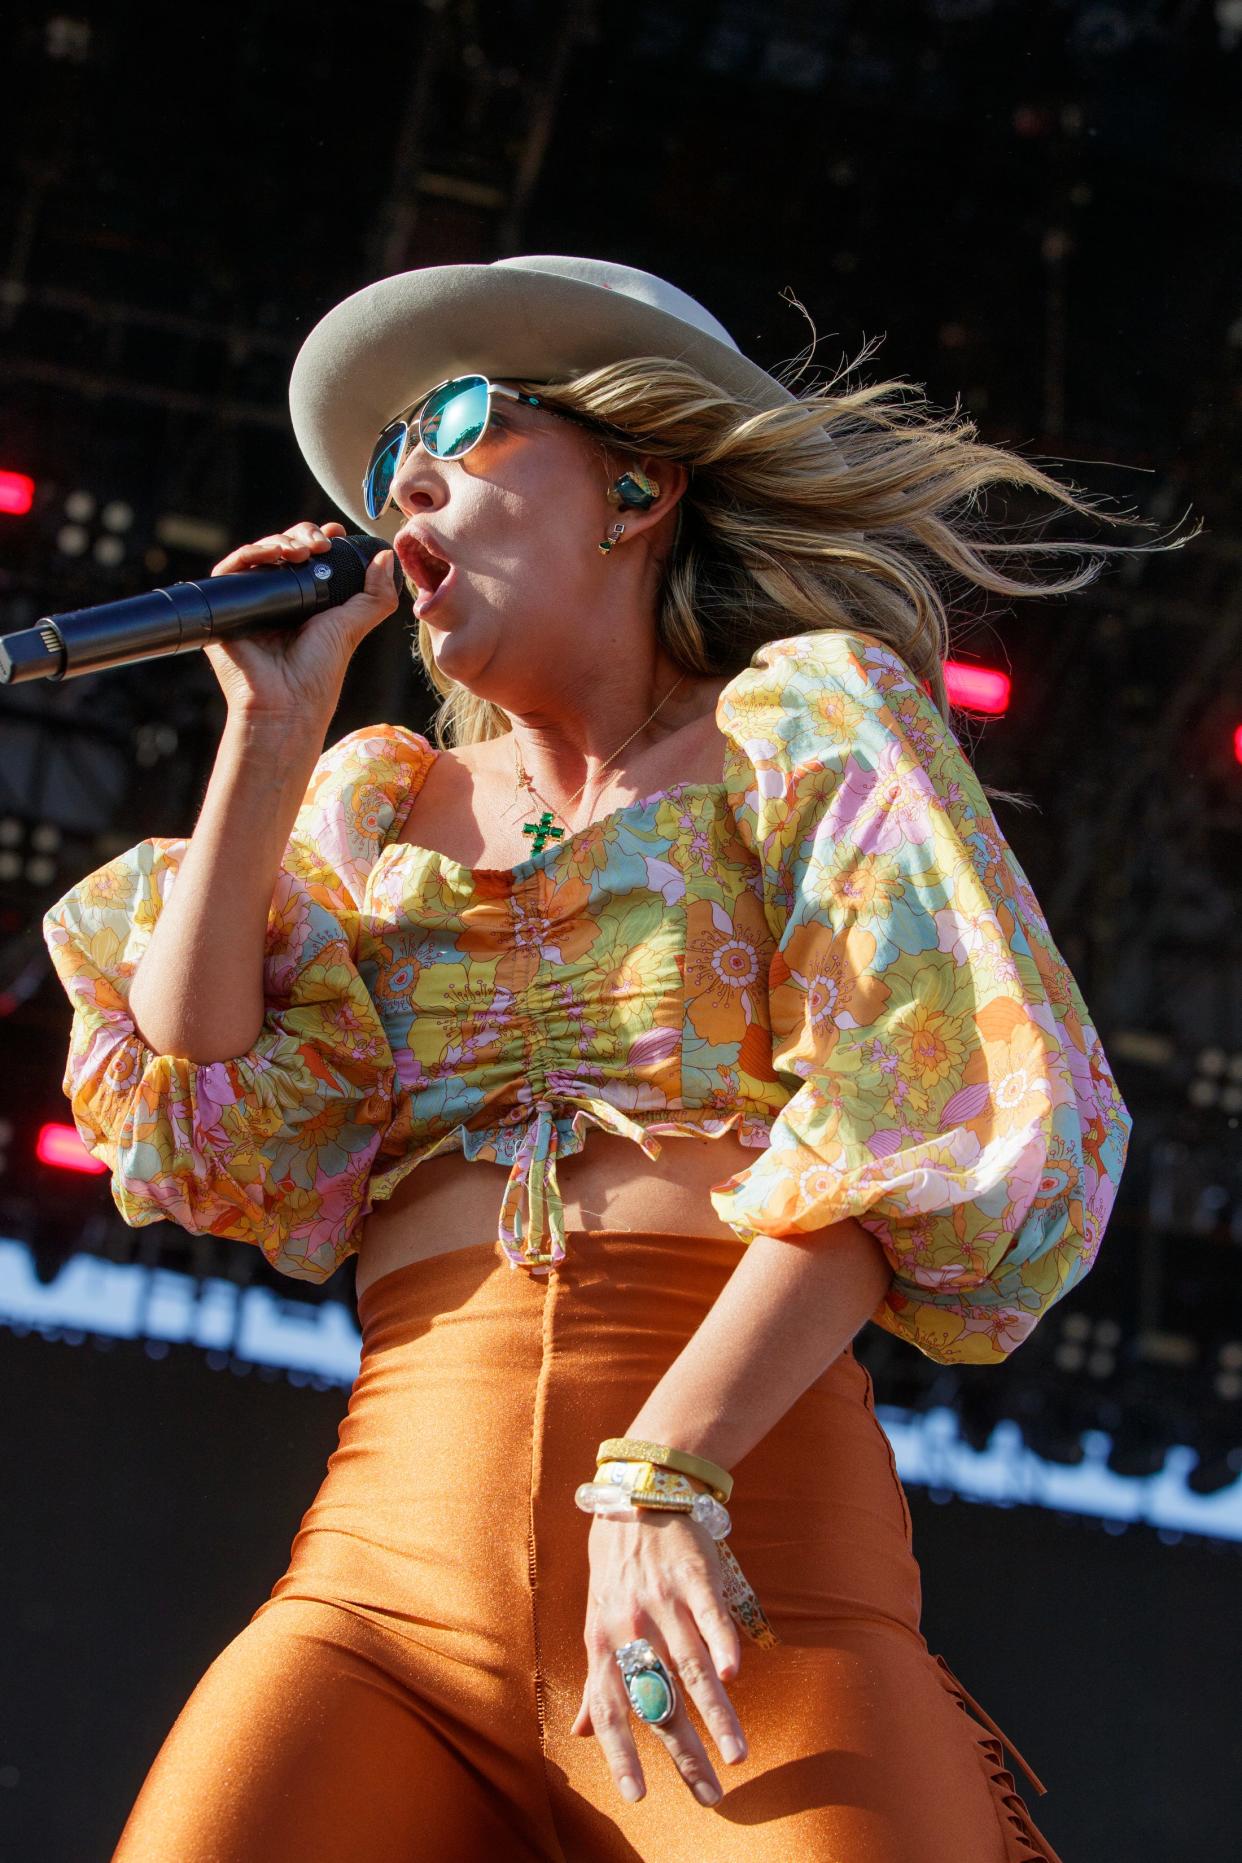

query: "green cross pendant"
left=522, top=811, right=565, bottom=854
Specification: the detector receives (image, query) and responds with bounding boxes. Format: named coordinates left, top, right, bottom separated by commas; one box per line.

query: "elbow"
left=128, top=965, right=262, bottom=1063
left=146, top=1028, right=263, bottom=1066
left=825, top=1216, right=894, bottom=1338
left=842, top=1215, right=896, bottom=1307
left=778, top=1214, right=895, bottom=1332
left=126, top=1007, right=263, bottom=1066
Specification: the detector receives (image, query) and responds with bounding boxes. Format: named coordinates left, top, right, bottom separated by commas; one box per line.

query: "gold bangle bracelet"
left=596, top=1437, right=734, bottom=1505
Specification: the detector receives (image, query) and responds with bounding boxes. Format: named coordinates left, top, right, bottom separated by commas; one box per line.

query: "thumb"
left=339, top=548, right=399, bottom=632
left=366, top=547, right=397, bottom=592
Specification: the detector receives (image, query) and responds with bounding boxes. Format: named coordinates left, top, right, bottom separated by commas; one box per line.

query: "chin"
left=426, top=619, right=493, bottom=684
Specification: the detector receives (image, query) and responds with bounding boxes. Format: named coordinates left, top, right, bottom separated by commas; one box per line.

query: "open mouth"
left=396, top=532, right=453, bottom=594
left=412, top=555, right=456, bottom=614
left=420, top=549, right=451, bottom=592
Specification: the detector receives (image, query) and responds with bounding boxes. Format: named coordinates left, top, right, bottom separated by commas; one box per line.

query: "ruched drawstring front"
left=495, top=1096, right=669, bottom=1271
left=498, top=1098, right=566, bottom=1269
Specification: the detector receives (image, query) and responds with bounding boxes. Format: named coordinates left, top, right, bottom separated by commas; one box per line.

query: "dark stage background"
left=2, top=2, right=1241, bottom=1857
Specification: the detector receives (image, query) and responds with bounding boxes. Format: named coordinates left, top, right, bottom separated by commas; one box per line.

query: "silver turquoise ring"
left=614, top=1637, right=677, bottom=1727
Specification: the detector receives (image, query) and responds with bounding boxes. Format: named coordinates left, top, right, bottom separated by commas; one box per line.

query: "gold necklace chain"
left=511, top=673, right=688, bottom=833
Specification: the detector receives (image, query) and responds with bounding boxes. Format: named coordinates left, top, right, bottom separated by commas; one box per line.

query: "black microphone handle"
left=0, top=532, right=397, bottom=685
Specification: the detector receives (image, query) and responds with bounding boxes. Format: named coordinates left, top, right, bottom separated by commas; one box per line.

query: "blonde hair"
left=409, top=340, right=1200, bottom=809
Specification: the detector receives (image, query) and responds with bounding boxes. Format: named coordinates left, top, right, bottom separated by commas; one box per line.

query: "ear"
left=612, top=456, right=690, bottom=549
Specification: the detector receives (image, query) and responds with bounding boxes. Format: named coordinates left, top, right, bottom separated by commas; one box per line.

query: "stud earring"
left=599, top=521, right=626, bottom=556
left=606, top=469, right=660, bottom=511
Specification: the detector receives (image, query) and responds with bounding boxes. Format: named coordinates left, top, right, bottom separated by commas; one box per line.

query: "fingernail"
left=693, top=1780, right=721, bottom=1806
left=619, top=1776, right=642, bottom=1802
left=721, top=1736, right=745, bottom=1763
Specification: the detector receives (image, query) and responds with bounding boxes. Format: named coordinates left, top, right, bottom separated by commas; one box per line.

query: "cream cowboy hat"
left=287, top=254, right=811, bottom=545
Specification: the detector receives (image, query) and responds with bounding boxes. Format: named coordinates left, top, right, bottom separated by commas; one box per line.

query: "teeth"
left=403, top=538, right=450, bottom=592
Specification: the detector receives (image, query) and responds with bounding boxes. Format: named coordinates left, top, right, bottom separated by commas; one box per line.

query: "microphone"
left=0, top=532, right=400, bottom=685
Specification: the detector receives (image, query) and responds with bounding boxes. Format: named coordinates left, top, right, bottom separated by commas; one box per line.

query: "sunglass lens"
left=364, top=421, right=407, bottom=520
left=421, top=377, right=490, bottom=458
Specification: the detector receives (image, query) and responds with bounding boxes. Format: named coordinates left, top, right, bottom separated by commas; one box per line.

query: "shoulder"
left=302, top=724, right=436, bottom=836
left=308, top=722, right=436, bottom=797
left=720, top=628, right=922, bottom=704
left=289, top=725, right=437, bottom=898
left=716, top=629, right=929, bottom=764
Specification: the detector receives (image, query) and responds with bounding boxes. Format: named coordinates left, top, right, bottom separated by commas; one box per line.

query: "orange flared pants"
left=114, top=1230, right=1064, bottom=1861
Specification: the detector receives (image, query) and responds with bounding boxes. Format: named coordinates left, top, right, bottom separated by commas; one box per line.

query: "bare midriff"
left=354, top=1125, right=757, bottom=1296
left=354, top=676, right=760, bottom=1298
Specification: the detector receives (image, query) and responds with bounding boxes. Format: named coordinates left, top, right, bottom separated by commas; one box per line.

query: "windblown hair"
left=410, top=336, right=1199, bottom=809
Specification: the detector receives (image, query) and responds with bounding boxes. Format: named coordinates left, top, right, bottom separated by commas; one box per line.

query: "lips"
left=395, top=530, right=453, bottom=593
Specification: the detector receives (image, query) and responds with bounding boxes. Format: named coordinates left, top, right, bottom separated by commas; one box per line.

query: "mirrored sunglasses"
left=362, top=373, right=600, bottom=521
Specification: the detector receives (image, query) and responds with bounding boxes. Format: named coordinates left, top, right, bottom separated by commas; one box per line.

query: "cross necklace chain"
left=514, top=674, right=688, bottom=853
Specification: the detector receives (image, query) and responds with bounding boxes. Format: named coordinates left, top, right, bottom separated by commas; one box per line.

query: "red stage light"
left=1234, top=724, right=1242, bottom=767
left=35, top=1122, right=108, bottom=1174
left=0, top=471, right=35, bottom=516
left=945, top=659, right=1011, bottom=716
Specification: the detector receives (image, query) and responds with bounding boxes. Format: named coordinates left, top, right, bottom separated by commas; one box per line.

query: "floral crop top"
left=42, top=629, right=1132, bottom=1364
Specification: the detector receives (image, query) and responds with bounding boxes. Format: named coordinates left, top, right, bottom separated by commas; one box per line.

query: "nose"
left=389, top=437, right=449, bottom=518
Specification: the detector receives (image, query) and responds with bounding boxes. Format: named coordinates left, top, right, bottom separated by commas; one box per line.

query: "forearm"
left=128, top=711, right=329, bottom=1062
left=623, top=1218, right=893, bottom=1472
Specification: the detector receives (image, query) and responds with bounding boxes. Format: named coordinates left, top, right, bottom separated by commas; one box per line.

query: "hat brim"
left=288, top=264, right=799, bottom=543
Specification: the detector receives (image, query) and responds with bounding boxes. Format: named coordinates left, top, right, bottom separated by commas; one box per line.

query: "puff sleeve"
left=41, top=725, right=434, bottom=1284
left=710, top=631, right=1133, bottom=1364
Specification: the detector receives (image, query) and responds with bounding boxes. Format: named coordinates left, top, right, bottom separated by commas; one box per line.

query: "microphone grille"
left=327, top=534, right=396, bottom=605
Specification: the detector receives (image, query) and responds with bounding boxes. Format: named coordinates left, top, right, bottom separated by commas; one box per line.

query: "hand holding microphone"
left=201, top=520, right=398, bottom=724
left=0, top=522, right=402, bottom=716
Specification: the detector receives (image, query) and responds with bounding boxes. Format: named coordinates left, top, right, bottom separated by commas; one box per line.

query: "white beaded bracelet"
left=574, top=1458, right=733, bottom=1540
left=575, top=1480, right=733, bottom=1539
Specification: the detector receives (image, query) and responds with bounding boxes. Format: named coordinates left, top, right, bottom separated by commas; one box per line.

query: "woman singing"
left=44, top=255, right=1177, bottom=1860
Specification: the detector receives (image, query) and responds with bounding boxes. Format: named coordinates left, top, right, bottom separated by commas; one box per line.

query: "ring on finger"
left=614, top=1638, right=677, bottom=1727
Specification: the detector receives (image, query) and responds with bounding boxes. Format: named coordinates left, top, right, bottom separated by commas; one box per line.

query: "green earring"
left=606, top=470, right=660, bottom=511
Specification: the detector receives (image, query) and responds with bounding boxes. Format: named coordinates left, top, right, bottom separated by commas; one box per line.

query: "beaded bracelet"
left=583, top=1459, right=732, bottom=1534
left=575, top=1457, right=779, bottom=1648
